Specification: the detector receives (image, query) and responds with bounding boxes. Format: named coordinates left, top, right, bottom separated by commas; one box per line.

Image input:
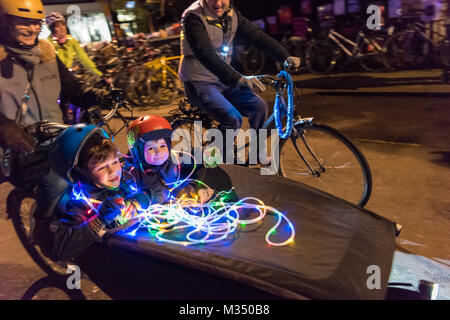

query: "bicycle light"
left=220, top=45, right=230, bottom=59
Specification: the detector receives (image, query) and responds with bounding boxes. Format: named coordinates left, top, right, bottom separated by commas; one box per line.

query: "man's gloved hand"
left=100, top=89, right=126, bottom=108
left=0, top=121, right=35, bottom=155
left=237, top=76, right=266, bottom=93
left=284, top=56, right=301, bottom=70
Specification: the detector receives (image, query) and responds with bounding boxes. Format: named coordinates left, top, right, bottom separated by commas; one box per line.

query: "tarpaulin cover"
left=107, top=165, right=396, bottom=300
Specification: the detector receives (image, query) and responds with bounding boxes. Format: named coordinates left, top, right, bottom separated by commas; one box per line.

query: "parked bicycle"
left=383, top=19, right=450, bottom=70
left=129, top=43, right=182, bottom=105
left=169, top=66, right=372, bottom=207
left=1, top=99, right=133, bottom=278
left=306, top=28, right=388, bottom=74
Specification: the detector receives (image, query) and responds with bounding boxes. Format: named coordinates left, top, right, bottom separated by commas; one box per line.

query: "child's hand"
left=198, top=187, right=214, bottom=203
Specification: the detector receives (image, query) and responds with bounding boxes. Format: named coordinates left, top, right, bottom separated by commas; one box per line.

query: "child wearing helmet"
left=126, top=114, right=214, bottom=204
left=48, top=124, right=150, bottom=261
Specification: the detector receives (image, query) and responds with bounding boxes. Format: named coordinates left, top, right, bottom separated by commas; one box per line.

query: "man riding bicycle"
left=0, top=0, right=123, bottom=224
left=178, top=0, right=300, bottom=162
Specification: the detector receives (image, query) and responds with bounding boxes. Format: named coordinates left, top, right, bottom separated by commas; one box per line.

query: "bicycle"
left=1, top=100, right=132, bottom=278
left=306, top=28, right=388, bottom=74
left=169, top=67, right=372, bottom=207
left=383, top=19, right=450, bottom=70
left=129, top=44, right=182, bottom=105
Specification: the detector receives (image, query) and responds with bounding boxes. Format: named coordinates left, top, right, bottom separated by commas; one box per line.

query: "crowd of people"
left=0, top=0, right=300, bottom=262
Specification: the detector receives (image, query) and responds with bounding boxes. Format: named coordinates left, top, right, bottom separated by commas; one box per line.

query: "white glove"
left=237, top=76, right=266, bottom=93
left=284, top=56, right=301, bottom=69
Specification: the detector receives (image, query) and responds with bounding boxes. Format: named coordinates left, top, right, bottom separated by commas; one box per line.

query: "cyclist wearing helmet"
left=179, top=0, right=300, bottom=149
left=46, top=12, right=103, bottom=77
left=0, top=0, right=124, bottom=220
left=126, top=114, right=214, bottom=204
left=49, top=124, right=150, bottom=260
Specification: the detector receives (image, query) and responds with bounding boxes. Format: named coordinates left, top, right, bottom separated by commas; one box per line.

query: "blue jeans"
left=184, top=81, right=268, bottom=131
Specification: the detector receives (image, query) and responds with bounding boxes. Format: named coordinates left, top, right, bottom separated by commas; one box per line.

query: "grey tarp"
left=107, top=164, right=397, bottom=299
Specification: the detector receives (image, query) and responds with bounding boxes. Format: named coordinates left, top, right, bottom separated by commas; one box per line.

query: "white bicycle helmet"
left=45, top=11, right=65, bottom=28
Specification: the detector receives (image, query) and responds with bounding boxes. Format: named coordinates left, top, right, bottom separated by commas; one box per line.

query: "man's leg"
left=223, top=87, right=270, bottom=164
left=223, top=86, right=268, bottom=130
left=184, top=82, right=245, bottom=162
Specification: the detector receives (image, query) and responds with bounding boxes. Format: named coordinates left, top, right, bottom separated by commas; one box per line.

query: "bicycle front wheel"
left=383, top=31, right=430, bottom=70
left=149, top=69, right=180, bottom=105
left=279, top=123, right=372, bottom=207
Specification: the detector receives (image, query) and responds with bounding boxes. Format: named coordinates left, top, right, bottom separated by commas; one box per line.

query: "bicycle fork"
left=288, top=122, right=325, bottom=177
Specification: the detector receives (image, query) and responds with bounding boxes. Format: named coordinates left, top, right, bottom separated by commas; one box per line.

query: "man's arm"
left=183, top=13, right=242, bottom=86
left=56, top=57, right=104, bottom=108
left=234, top=10, right=289, bottom=63
left=72, top=39, right=103, bottom=77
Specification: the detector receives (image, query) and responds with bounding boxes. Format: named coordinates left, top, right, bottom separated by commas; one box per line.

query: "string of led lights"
left=71, top=151, right=295, bottom=247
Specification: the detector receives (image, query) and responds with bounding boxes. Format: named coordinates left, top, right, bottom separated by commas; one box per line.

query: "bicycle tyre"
left=358, top=35, right=389, bottom=72
left=438, top=40, right=450, bottom=67
left=240, top=47, right=266, bottom=75
left=129, top=66, right=154, bottom=106
left=305, top=40, right=335, bottom=75
left=149, top=69, right=180, bottom=105
left=383, top=31, right=430, bottom=70
left=279, top=123, right=372, bottom=207
left=7, top=190, right=70, bottom=278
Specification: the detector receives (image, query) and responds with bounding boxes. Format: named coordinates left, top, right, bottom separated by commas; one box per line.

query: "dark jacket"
left=179, top=3, right=289, bottom=86
left=0, top=38, right=104, bottom=127
left=125, top=160, right=203, bottom=204
left=51, top=170, right=150, bottom=261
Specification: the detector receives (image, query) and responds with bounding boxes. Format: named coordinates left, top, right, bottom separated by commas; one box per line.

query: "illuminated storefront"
left=40, top=0, right=112, bottom=44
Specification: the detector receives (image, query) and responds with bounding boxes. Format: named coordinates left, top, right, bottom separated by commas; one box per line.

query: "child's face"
left=88, top=154, right=122, bottom=189
left=144, top=138, right=169, bottom=166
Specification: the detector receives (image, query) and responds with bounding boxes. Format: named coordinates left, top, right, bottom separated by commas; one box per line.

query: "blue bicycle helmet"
left=50, top=124, right=109, bottom=182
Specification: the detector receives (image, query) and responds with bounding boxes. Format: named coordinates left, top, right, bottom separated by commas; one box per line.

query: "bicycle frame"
left=328, top=30, right=383, bottom=58
left=143, top=55, right=181, bottom=87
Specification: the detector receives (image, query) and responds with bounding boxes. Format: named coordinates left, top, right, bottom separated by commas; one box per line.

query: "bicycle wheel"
left=7, top=190, right=70, bottom=278
left=240, top=47, right=266, bottom=75
left=279, top=123, right=372, bottom=207
left=438, top=40, right=450, bottom=67
left=305, top=40, right=335, bottom=75
left=383, top=31, right=430, bottom=70
left=359, top=35, right=388, bottom=72
left=149, top=69, right=180, bottom=105
left=129, top=66, right=154, bottom=106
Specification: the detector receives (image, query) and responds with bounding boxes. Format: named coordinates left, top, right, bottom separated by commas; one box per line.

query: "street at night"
left=0, top=0, right=449, bottom=304
left=1, top=68, right=449, bottom=299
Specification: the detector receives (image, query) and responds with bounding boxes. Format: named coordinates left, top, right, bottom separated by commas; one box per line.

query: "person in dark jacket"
left=178, top=0, right=300, bottom=161
left=126, top=114, right=214, bottom=204
left=0, top=0, right=123, bottom=219
left=49, top=124, right=150, bottom=261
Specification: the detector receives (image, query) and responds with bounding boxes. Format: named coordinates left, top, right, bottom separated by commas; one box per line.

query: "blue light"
left=221, top=45, right=230, bottom=53
left=126, top=1, right=135, bottom=9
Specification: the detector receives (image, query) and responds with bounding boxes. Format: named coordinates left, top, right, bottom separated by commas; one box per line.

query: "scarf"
left=6, top=44, right=41, bottom=66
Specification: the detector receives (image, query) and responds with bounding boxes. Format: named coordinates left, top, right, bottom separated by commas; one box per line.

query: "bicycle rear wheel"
left=279, top=123, right=372, bottom=207
left=358, top=35, right=388, bottom=72
left=7, top=190, right=70, bottom=278
left=305, top=40, right=335, bottom=75
left=129, top=66, right=154, bottom=106
left=383, top=31, right=430, bottom=70
left=438, top=40, right=450, bottom=67
left=149, top=69, right=180, bottom=105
